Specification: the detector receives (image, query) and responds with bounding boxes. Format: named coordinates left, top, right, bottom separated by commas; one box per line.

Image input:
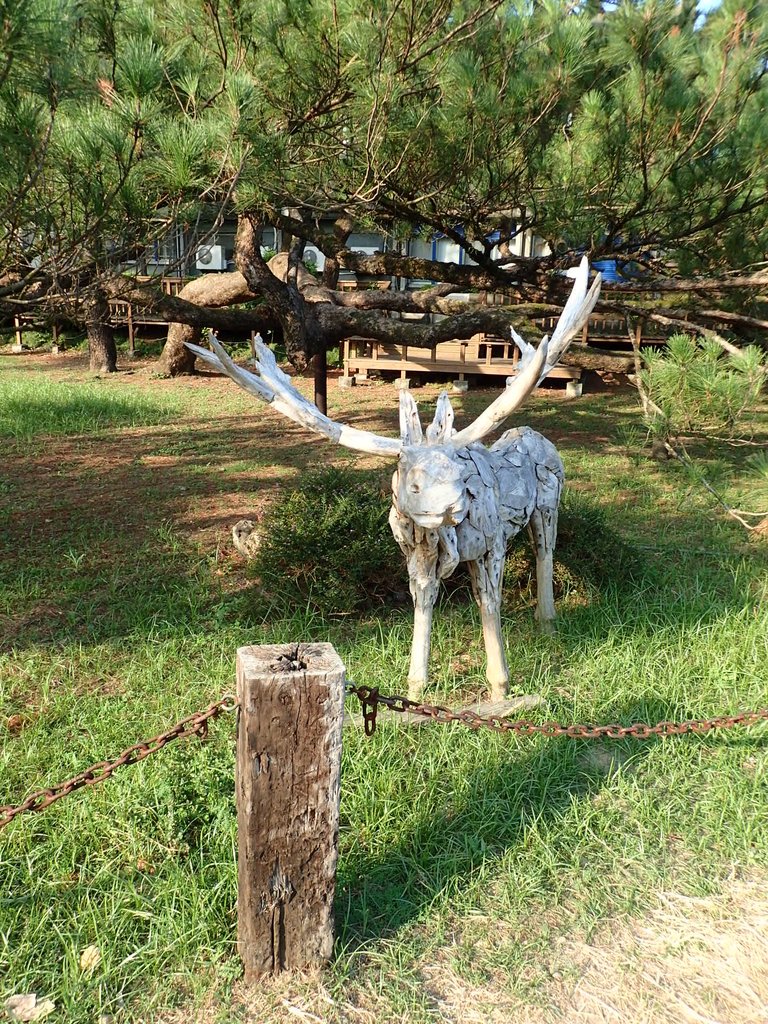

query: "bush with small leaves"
left=252, top=469, right=640, bottom=616
left=641, top=334, right=766, bottom=438
left=250, top=466, right=406, bottom=614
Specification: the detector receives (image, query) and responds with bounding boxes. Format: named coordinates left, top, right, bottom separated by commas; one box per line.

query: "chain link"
left=1, top=697, right=237, bottom=831
left=345, top=683, right=768, bottom=740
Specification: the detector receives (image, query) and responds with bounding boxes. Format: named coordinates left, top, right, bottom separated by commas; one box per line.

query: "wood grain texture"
left=236, top=643, right=345, bottom=982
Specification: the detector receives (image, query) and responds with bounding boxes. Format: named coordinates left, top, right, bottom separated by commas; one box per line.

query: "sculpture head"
left=394, top=446, right=467, bottom=529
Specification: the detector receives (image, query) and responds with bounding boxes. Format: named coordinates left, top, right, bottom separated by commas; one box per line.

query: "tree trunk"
left=313, top=350, right=328, bottom=415
left=86, top=294, right=117, bottom=373
left=560, top=348, right=635, bottom=373
left=159, top=322, right=202, bottom=375
left=157, top=271, right=259, bottom=375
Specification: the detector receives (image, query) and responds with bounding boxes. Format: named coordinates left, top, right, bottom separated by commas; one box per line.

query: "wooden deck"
left=537, top=311, right=667, bottom=349
left=108, top=276, right=186, bottom=352
left=343, top=335, right=581, bottom=383
left=343, top=312, right=666, bottom=386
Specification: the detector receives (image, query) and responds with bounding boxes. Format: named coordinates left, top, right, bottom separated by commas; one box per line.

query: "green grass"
left=0, top=357, right=767, bottom=1022
left=0, top=372, right=181, bottom=441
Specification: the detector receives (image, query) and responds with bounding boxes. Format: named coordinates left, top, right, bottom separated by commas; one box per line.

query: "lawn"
left=1, top=348, right=767, bottom=1024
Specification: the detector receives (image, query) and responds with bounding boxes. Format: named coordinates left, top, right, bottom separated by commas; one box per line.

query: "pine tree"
left=0, top=0, right=766, bottom=376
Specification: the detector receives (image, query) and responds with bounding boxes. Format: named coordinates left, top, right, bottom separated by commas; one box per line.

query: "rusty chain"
left=0, top=697, right=237, bottom=831
left=4, top=685, right=766, bottom=830
left=345, top=683, right=768, bottom=740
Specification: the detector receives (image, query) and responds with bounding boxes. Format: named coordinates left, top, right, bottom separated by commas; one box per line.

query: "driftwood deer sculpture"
left=187, top=258, right=601, bottom=703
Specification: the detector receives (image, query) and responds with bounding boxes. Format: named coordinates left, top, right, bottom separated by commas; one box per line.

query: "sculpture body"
left=389, top=425, right=563, bottom=699
left=232, top=518, right=262, bottom=557
left=186, top=259, right=602, bottom=701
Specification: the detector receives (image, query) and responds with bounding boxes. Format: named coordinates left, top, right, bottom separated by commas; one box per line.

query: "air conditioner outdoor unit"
left=303, top=246, right=326, bottom=271
left=195, top=244, right=226, bottom=271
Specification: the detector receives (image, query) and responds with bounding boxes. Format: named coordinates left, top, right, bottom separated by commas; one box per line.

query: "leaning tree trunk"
left=159, top=321, right=203, bottom=376
left=86, top=293, right=117, bottom=373
left=157, top=271, right=259, bottom=375
left=560, top=348, right=635, bottom=373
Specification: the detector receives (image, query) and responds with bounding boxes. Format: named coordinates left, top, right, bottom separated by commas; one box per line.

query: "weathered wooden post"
left=236, top=642, right=345, bottom=982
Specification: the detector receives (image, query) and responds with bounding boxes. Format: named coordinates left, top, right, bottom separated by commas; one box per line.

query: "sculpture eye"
left=410, top=483, right=420, bottom=493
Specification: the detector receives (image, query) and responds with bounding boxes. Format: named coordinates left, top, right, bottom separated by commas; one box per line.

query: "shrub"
left=252, top=469, right=639, bottom=616
left=641, top=334, right=766, bottom=438
left=251, top=466, right=406, bottom=614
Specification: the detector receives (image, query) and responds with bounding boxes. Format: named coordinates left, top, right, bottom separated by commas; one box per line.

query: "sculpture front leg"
left=403, top=536, right=441, bottom=702
left=479, top=600, right=509, bottom=702
left=407, top=583, right=437, bottom=701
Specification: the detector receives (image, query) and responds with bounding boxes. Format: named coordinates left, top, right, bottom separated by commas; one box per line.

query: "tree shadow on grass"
left=0, top=365, right=756, bottom=652
left=0, top=419, right=336, bottom=654
left=336, top=695, right=648, bottom=945
left=335, top=688, right=768, bottom=954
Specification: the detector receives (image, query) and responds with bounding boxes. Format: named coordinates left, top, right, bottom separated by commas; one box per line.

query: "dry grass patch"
left=427, top=873, right=768, bottom=1024
left=540, top=875, right=768, bottom=1024
left=153, top=873, right=768, bottom=1024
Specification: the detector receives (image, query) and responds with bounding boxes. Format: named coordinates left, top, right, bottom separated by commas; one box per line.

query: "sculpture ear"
left=426, top=391, right=455, bottom=445
left=399, top=390, right=423, bottom=446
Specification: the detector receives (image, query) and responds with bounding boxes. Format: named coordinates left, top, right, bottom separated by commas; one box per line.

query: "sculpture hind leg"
left=467, top=541, right=509, bottom=702
left=527, top=506, right=558, bottom=631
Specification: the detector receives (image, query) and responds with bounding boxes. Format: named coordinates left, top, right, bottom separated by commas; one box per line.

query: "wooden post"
left=127, top=306, right=135, bottom=356
left=634, top=317, right=644, bottom=349
left=341, top=338, right=349, bottom=378
left=236, top=642, right=345, bottom=982
left=313, top=349, right=328, bottom=415
left=12, top=316, right=24, bottom=352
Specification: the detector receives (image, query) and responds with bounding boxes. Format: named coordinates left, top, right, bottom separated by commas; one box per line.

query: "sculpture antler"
left=186, top=258, right=599, bottom=454
left=452, top=258, right=601, bottom=445
left=185, top=336, right=402, bottom=456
